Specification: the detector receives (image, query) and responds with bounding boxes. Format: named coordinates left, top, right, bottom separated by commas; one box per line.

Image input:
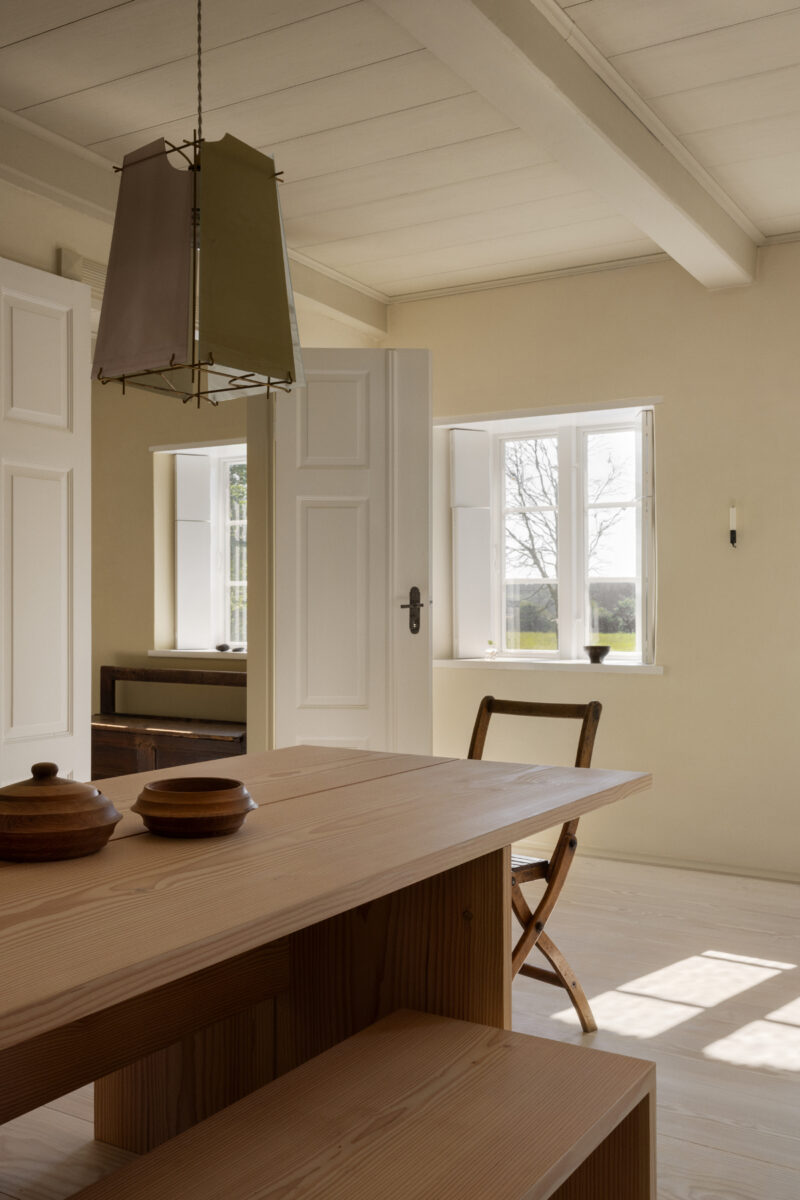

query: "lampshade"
left=92, top=133, right=303, bottom=404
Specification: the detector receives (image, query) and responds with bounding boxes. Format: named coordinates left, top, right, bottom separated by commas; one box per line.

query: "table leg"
left=279, top=845, right=511, bottom=1070
left=95, top=848, right=510, bottom=1152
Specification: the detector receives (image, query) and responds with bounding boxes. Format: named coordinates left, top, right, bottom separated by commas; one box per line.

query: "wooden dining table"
left=0, top=745, right=651, bottom=1155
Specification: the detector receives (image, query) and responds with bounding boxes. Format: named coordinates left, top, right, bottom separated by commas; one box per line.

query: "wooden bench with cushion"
left=91, top=666, right=247, bottom=779
left=76, top=1010, right=655, bottom=1199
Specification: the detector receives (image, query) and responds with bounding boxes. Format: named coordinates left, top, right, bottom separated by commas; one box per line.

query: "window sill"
left=149, top=649, right=247, bottom=662
left=435, top=658, right=662, bottom=675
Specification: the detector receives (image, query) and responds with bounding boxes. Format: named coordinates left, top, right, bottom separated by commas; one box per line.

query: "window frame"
left=488, top=408, right=654, bottom=664
left=162, top=441, right=247, bottom=653
left=496, top=425, right=562, bottom=659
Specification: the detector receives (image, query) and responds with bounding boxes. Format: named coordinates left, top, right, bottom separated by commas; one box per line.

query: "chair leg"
left=510, top=896, right=546, bottom=977
left=510, top=881, right=533, bottom=927
left=532, top=930, right=597, bottom=1034
left=512, top=870, right=597, bottom=1033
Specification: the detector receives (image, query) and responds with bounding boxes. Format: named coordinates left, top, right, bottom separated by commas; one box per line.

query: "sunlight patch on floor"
left=704, top=1018, right=800, bottom=1071
left=765, top=997, right=800, bottom=1026
left=702, top=950, right=796, bottom=971
left=552, top=991, right=703, bottom=1036
left=614, top=952, right=785, bottom=1007
left=551, top=948, right=798, bottom=1039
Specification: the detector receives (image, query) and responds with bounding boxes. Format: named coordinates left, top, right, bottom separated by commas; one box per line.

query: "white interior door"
left=274, top=348, right=431, bottom=753
left=0, top=257, right=91, bottom=783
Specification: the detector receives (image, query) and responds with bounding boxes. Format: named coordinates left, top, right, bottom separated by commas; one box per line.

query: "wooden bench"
left=75, top=1010, right=655, bottom=1199
left=91, top=666, right=246, bottom=779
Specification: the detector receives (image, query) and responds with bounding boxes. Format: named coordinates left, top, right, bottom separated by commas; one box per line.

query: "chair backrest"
left=467, top=697, right=602, bottom=768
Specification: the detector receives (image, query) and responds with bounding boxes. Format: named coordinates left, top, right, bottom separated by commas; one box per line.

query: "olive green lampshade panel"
left=198, top=134, right=302, bottom=387
left=92, top=139, right=193, bottom=383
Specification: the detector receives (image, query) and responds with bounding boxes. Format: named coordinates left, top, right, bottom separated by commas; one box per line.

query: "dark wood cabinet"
left=91, top=667, right=246, bottom=780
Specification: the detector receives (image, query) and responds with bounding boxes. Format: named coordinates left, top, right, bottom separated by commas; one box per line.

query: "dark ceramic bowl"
left=132, top=776, right=256, bottom=838
left=584, top=644, right=611, bottom=664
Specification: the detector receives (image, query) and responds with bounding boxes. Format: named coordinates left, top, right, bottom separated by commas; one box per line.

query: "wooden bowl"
left=0, top=762, right=122, bottom=861
left=132, top=776, right=256, bottom=838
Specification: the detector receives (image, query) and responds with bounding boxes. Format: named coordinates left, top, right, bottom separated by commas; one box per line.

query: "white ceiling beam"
left=289, top=253, right=388, bottom=338
left=374, top=0, right=758, bottom=287
left=0, top=107, right=387, bottom=334
left=0, top=106, right=118, bottom=222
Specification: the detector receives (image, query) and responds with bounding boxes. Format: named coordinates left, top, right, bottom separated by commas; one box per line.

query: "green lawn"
left=506, top=631, right=558, bottom=650
left=592, top=632, right=636, bottom=651
left=505, top=631, right=636, bottom=652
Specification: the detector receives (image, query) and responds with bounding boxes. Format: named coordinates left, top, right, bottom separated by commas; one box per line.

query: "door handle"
left=400, top=586, right=424, bottom=634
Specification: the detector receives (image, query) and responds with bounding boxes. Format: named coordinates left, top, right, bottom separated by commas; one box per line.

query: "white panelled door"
left=0, top=257, right=91, bottom=784
left=274, top=348, right=431, bottom=753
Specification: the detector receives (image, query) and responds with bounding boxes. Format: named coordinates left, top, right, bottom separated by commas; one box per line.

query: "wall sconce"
left=729, top=504, right=737, bottom=548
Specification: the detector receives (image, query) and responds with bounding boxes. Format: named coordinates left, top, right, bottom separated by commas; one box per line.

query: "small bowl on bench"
left=132, top=776, right=256, bottom=838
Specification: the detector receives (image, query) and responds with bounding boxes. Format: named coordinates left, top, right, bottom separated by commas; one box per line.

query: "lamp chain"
left=196, top=0, right=203, bottom=145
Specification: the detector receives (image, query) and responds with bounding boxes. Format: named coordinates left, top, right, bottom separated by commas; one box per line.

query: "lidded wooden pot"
left=0, top=762, right=122, bottom=861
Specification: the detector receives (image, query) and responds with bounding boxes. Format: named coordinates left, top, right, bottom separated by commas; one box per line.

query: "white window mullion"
left=214, top=457, right=226, bottom=645
left=556, top=425, right=575, bottom=660
left=573, top=425, right=584, bottom=661
left=641, top=408, right=656, bottom=664
left=221, top=457, right=248, bottom=646
left=633, top=421, right=644, bottom=663
left=494, top=434, right=503, bottom=652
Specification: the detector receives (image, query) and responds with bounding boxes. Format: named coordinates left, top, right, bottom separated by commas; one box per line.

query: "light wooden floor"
left=2, top=857, right=798, bottom=1200
left=512, top=856, right=800, bottom=1200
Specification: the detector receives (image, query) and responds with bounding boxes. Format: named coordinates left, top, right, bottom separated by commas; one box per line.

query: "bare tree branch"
left=503, top=436, right=628, bottom=619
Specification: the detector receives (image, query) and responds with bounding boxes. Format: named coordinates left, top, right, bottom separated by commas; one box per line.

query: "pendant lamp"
left=92, top=0, right=303, bottom=405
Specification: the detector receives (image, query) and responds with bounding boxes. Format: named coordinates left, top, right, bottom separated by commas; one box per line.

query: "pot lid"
left=0, top=762, right=106, bottom=805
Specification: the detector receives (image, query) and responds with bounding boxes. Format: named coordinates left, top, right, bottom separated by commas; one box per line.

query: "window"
left=167, top=444, right=248, bottom=651
left=221, top=458, right=247, bottom=645
left=451, top=407, right=655, bottom=664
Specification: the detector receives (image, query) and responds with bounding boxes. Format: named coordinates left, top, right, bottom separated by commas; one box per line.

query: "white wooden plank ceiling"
left=558, top=0, right=800, bottom=236
left=0, top=1, right=797, bottom=297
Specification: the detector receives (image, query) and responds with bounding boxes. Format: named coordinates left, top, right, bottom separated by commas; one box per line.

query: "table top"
left=0, top=745, right=650, bottom=1054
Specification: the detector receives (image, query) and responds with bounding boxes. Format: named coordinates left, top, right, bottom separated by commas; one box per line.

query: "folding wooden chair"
left=468, top=696, right=602, bottom=1033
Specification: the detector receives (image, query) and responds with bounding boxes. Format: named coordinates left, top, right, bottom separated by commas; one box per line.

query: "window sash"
left=499, top=430, right=562, bottom=657
left=580, top=423, right=642, bottom=660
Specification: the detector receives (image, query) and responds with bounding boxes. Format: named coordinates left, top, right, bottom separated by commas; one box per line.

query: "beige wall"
left=0, top=176, right=379, bottom=723
left=0, top=177, right=112, bottom=274
left=91, top=384, right=249, bottom=718
left=91, top=299, right=378, bottom=724
left=389, top=244, right=800, bottom=882
left=0, top=178, right=242, bottom=713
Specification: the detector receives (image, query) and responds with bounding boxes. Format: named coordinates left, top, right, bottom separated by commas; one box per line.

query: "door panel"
left=274, top=348, right=431, bottom=753
left=299, top=497, right=368, bottom=706
left=5, top=466, right=70, bottom=735
left=2, top=290, right=72, bottom=428
left=0, top=257, right=91, bottom=783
